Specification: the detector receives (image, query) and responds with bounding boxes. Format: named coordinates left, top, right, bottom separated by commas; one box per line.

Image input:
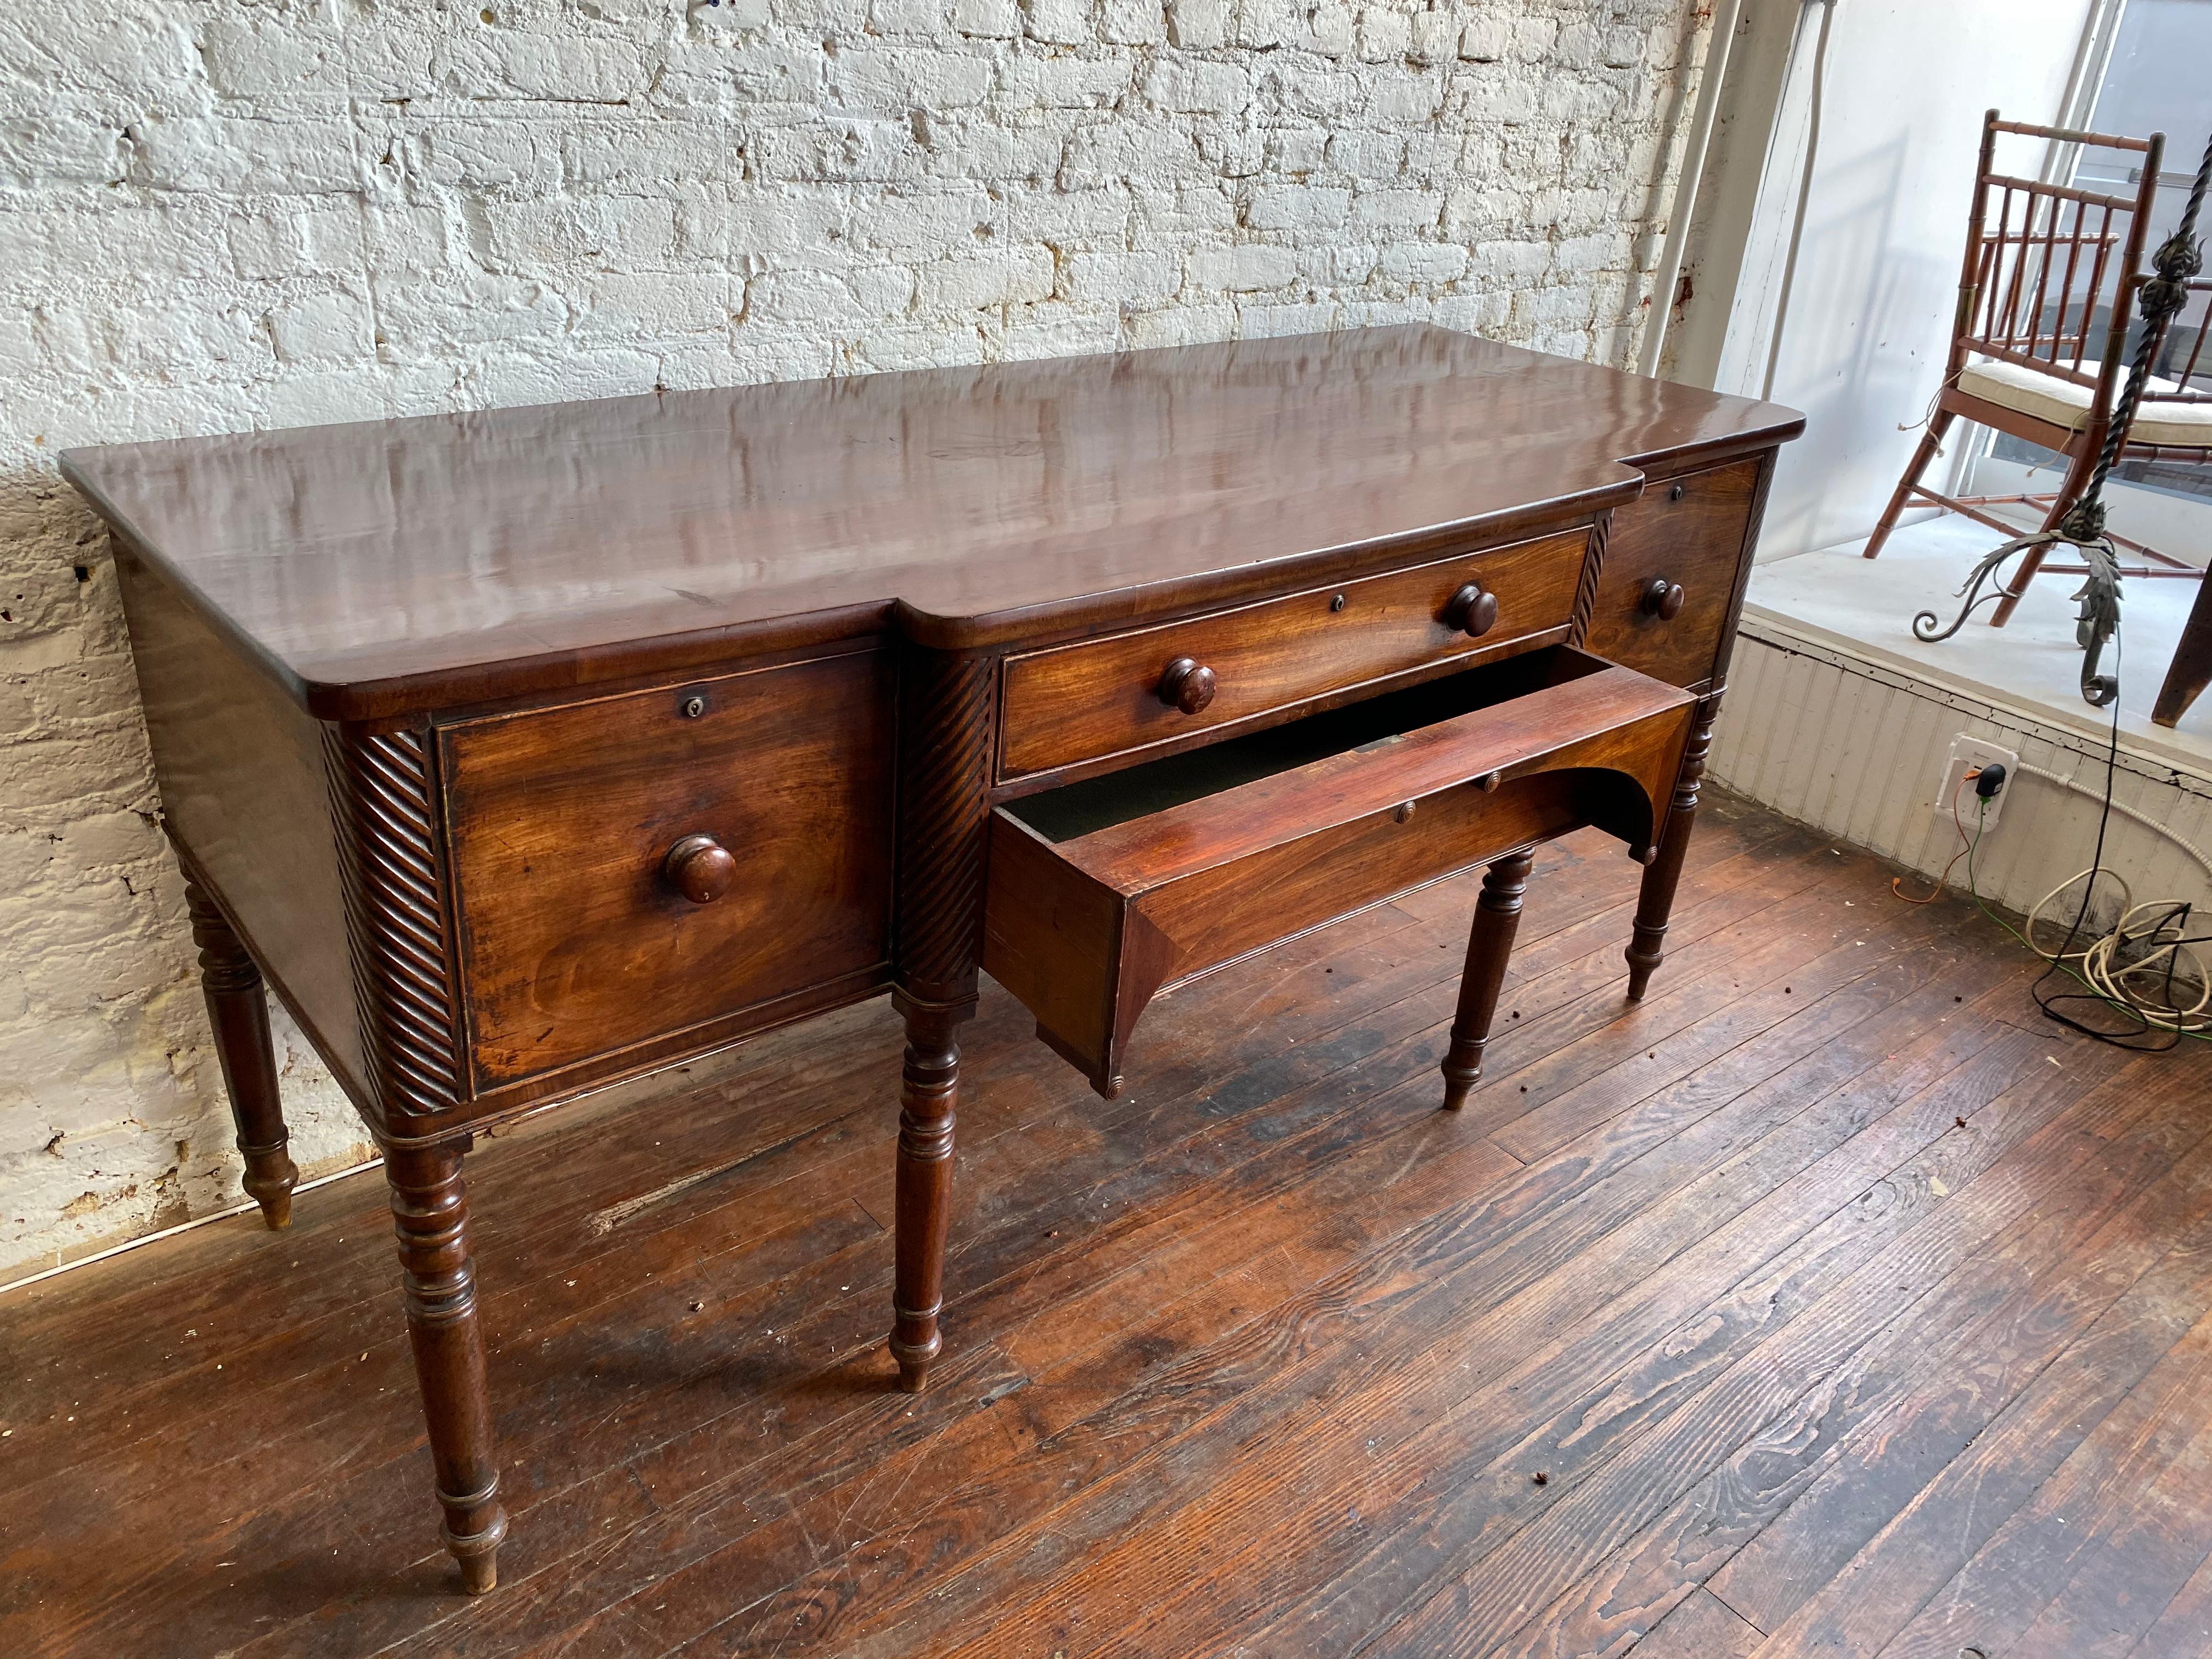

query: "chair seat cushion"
left=1959, top=358, right=2212, bottom=448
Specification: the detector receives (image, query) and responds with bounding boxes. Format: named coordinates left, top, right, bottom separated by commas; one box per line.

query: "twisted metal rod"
left=1915, top=126, right=2210, bottom=707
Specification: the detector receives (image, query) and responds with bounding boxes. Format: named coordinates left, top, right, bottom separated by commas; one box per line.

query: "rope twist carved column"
left=888, top=647, right=997, bottom=1392
left=1568, top=510, right=1611, bottom=646
left=326, top=724, right=501, bottom=1588
left=323, top=726, right=465, bottom=1123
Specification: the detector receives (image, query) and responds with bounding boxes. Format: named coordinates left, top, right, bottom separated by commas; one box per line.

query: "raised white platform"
left=1707, top=514, right=2212, bottom=930
left=1743, top=514, right=2211, bottom=775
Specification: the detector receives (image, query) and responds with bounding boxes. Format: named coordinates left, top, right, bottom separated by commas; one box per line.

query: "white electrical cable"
left=1940, top=754, right=2212, bottom=1039
left=1997, top=754, right=2212, bottom=1034
left=2024, top=873, right=2210, bottom=1030
left=2010, top=760, right=2212, bottom=879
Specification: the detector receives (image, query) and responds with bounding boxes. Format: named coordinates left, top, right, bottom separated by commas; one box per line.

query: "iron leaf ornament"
left=1915, top=128, right=2210, bottom=708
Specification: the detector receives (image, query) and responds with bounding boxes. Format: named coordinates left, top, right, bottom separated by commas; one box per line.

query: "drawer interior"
left=984, top=646, right=1695, bottom=1095
left=1005, top=646, right=1617, bottom=846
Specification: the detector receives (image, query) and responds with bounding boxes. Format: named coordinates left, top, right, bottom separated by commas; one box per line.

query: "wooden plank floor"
left=7, top=792, right=2212, bottom=1659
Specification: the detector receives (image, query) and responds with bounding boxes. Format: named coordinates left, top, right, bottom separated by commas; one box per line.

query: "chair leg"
left=1863, top=408, right=1956, bottom=560
left=1989, top=441, right=2099, bottom=628
left=2152, top=571, right=2212, bottom=729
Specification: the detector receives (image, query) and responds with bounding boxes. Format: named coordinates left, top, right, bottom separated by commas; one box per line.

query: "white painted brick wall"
left=0, top=0, right=1720, bottom=1278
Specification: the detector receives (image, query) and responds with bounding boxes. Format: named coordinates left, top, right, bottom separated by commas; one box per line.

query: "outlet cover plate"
left=1935, top=735, right=2019, bottom=830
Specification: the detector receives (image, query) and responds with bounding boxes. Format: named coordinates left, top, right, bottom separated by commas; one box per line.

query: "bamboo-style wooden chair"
left=1863, top=112, right=2212, bottom=627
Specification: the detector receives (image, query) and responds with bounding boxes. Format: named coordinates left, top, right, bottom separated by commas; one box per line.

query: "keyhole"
left=681, top=695, right=707, bottom=719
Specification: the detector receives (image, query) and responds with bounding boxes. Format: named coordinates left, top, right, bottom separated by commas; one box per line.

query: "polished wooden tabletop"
left=61, top=325, right=1801, bottom=718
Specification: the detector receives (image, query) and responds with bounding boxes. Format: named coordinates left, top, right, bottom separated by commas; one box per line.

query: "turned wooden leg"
left=386, top=1141, right=508, bottom=1595
left=183, top=877, right=299, bottom=1230
left=1861, top=406, right=1955, bottom=560
left=889, top=993, right=968, bottom=1394
left=1626, top=695, right=1719, bottom=1001
left=1440, top=850, right=1534, bottom=1111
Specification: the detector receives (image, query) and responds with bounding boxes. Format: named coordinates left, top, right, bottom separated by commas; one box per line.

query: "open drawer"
left=981, top=647, right=1696, bottom=1096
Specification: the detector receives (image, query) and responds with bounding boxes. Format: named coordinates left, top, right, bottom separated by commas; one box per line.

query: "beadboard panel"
left=1710, top=622, right=2212, bottom=927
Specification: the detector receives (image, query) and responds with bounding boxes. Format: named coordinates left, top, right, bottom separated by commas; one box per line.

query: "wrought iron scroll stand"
left=1915, top=128, right=2212, bottom=708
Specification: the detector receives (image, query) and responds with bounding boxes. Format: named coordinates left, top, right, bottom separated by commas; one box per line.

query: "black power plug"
left=1974, top=763, right=2007, bottom=800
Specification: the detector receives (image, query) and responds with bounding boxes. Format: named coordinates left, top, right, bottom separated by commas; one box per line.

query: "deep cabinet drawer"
left=441, top=650, right=895, bottom=1088
left=983, top=647, right=1694, bottom=1096
left=1582, top=458, right=1760, bottom=687
left=997, top=528, right=1591, bottom=781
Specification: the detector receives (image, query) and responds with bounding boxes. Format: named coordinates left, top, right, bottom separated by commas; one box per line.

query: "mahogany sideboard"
left=59, top=325, right=1801, bottom=1594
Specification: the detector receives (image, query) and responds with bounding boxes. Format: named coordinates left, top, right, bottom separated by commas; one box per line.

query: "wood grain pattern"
left=1568, top=507, right=1610, bottom=645
left=1706, top=449, right=1777, bottom=694
left=997, top=527, right=1588, bottom=780
left=1438, top=850, right=1533, bottom=1110
left=323, top=725, right=465, bottom=1133
left=114, top=540, right=369, bottom=1102
left=10, top=802, right=2203, bottom=1659
left=181, top=873, right=299, bottom=1230
left=984, top=649, right=1692, bottom=1091
left=58, top=326, right=1799, bottom=720
left=1039, top=653, right=1690, bottom=887
left=50, top=328, right=1801, bottom=1606
left=1626, top=691, right=1722, bottom=1001
left=1632, top=1587, right=1763, bottom=1657
left=2153, top=570, right=2212, bottom=728
left=1581, top=457, right=1761, bottom=689
left=383, top=1141, right=507, bottom=1595
left=438, top=650, right=895, bottom=1088
left=894, top=649, right=999, bottom=1005
left=887, top=645, right=999, bottom=1391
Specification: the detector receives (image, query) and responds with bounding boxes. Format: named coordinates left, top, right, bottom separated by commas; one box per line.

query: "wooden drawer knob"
left=1444, top=582, right=1500, bottom=638
left=663, top=833, right=737, bottom=904
left=1158, top=657, right=1218, bottom=715
left=1640, top=578, right=1686, bottom=621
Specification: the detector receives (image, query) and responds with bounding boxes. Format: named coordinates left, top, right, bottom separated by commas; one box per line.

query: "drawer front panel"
left=1582, top=458, right=1760, bottom=687
left=998, top=528, right=1590, bottom=780
left=985, top=650, right=1694, bottom=1095
left=442, top=650, right=894, bottom=1087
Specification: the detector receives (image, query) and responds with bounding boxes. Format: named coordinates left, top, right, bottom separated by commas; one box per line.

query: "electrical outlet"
left=1934, top=735, right=2019, bottom=830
